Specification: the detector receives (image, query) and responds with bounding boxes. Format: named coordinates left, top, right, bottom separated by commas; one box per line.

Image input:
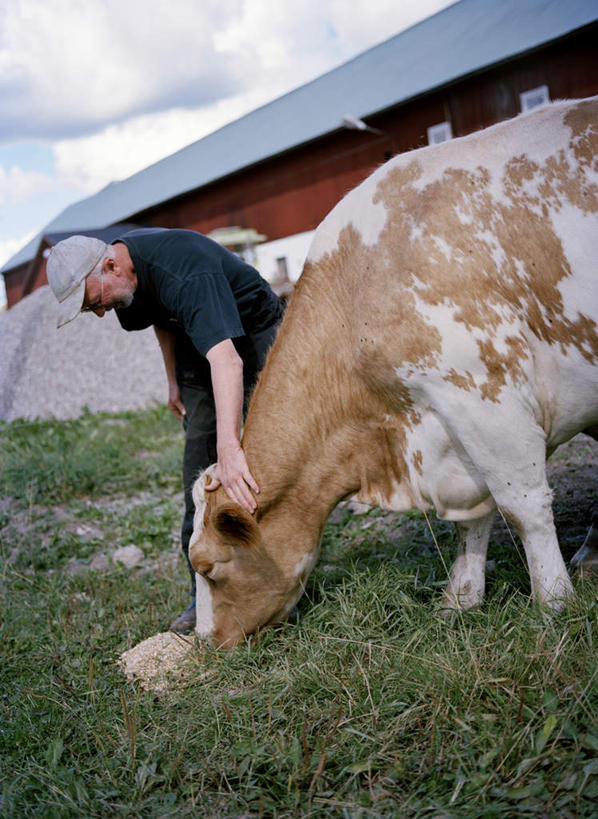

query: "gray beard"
left=116, top=292, right=134, bottom=309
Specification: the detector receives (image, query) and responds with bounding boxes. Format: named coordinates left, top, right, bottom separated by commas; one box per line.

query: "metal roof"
left=41, top=224, right=141, bottom=247
left=3, top=0, right=597, bottom=275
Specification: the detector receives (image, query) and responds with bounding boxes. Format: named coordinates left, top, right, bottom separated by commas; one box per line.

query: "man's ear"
left=103, top=255, right=117, bottom=276
left=213, top=503, right=260, bottom=549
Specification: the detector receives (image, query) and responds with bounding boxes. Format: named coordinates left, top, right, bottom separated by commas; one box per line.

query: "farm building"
left=2, top=0, right=598, bottom=308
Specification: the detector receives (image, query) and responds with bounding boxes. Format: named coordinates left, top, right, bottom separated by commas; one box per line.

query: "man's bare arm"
left=154, top=326, right=186, bottom=420
left=205, top=338, right=258, bottom=513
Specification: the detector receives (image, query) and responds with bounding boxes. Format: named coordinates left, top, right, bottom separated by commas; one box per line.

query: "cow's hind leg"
left=570, top=513, right=598, bottom=572
left=571, top=427, right=598, bottom=573
left=497, top=493, right=573, bottom=607
left=441, top=511, right=495, bottom=610
left=480, top=463, right=573, bottom=606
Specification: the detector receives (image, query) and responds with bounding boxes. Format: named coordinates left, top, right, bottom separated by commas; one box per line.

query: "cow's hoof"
left=439, top=578, right=484, bottom=615
left=437, top=593, right=482, bottom=619
left=534, top=577, right=575, bottom=610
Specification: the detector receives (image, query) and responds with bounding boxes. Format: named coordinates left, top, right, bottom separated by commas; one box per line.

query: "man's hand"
left=207, top=443, right=259, bottom=514
left=167, top=382, right=186, bottom=421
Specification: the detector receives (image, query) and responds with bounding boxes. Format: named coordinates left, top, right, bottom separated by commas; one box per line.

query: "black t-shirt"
left=114, top=228, right=282, bottom=357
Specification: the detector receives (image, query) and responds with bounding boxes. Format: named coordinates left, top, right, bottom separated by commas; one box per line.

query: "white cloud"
left=0, top=0, right=250, bottom=138
left=0, top=164, right=55, bottom=204
left=1, top=0, right=455, bottom=140
left=0, top=229, right=36, bottom=270
left=48, top=0, right=456, bottom=196
left=215, top=0, right=457, bottom=74
left=52, top=88, right=278, bottom=194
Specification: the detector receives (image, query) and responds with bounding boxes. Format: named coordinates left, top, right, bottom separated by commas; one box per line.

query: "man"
left=47, top=228, right=283, bottom=633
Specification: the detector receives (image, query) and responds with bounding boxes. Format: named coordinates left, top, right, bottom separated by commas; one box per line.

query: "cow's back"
left=307, top=96, right=597, bottom=273
left=302, top=97, right=598, bottom=444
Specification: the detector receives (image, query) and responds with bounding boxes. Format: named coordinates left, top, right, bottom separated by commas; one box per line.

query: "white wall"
left=255, top=230, right=315, bottom=284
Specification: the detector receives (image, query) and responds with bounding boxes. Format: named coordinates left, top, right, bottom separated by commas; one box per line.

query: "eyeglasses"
left=81, top=270, right=104, bottom=313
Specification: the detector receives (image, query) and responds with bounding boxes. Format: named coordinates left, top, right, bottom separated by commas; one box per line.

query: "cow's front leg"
left=441, top=511, right=495, bottom=610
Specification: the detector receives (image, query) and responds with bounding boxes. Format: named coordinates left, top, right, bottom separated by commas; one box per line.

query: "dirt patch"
left=546, top=434, right=597, bottom=558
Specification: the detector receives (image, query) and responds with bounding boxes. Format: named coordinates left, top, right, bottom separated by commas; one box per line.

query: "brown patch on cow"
left=242, top=218, right=428, bottom=515
left=359, top=106, right=598, bottom=396
left=354, top=422, right=415, bottom=506
left=444, top=368, right=476, bottom=391
left=476, top=333, right=530, bottom=402
left=412, top=449, right=423, bottom=476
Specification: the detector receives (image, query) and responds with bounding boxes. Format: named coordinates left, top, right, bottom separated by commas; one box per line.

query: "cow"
left=189, top=97, right=598, bottom=647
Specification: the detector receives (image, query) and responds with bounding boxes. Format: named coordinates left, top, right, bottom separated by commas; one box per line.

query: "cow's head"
left=188, top=469, right=309, bottom=647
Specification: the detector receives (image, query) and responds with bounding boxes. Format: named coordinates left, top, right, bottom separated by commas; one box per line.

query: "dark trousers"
left=177, top=324, right=280, bottom=596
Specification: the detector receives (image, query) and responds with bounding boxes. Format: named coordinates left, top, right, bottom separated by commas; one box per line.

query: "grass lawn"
left=1, top=407, right=597, bottom=817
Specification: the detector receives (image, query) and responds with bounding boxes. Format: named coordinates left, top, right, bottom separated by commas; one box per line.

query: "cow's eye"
left=206, top=560, right=231, bottom=581
left=194, top=560, right=214, bottom=577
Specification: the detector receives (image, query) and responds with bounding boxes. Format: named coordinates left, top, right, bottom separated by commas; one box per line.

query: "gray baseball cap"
left=46, top=236, right=108, bottom=328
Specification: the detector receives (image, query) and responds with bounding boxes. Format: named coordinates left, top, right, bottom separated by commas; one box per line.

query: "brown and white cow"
left=189, top=97, right=598, bottom=647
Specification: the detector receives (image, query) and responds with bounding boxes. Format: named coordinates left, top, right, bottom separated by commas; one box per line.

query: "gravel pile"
left=0, top=285, right=166, bottom=421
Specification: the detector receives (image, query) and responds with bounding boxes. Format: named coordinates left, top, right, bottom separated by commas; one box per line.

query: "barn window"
left=276, top=257, right=289, bottom=280
left=427, top=121, right=453, bottom=145
left=520, top=85, right=550, bottom=112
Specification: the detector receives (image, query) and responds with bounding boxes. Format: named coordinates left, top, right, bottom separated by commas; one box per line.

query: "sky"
left=0, top=0, right=457, bottom=306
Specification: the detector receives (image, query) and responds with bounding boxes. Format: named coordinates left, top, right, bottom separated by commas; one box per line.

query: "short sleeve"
left=177, top=273, right=245, bottom=356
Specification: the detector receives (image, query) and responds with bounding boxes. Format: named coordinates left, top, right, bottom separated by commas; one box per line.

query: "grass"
left=0, top=406, right=181, bottom=504
left=1, top=407, right=597, bottom=817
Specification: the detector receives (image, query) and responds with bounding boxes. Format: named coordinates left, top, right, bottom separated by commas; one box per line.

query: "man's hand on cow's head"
left=207, top=443, right=259, bottom=514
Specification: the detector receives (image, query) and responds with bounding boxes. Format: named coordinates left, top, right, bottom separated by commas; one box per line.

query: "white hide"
left=191, top=465, right=218, bottom=638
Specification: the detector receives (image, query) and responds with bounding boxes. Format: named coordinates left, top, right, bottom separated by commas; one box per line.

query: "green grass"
left=1, top=408, right=597, bottom=817
left=0, top=406, right=182, bottom=503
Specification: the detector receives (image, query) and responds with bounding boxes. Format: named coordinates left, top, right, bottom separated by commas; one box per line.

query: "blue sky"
left=0, top=0, right=456, bottom=307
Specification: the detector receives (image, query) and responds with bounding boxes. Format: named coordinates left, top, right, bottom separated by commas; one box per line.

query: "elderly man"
left=47, top=228, right=283, bottom=633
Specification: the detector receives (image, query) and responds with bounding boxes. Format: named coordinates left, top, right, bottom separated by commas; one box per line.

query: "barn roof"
left=2, top=0, right=597, bottom=275
left=40, top=225, right=141, bottom=248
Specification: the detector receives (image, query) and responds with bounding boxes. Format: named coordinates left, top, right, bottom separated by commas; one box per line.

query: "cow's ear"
left=213, top=503, right=260, bottom=549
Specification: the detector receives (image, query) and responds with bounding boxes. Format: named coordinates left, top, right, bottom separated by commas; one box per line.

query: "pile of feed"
left=120, top=631, right=199, bottom=693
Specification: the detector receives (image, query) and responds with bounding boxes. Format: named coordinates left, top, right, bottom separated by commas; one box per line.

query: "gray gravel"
left=0, top=285, right=166, bottom=421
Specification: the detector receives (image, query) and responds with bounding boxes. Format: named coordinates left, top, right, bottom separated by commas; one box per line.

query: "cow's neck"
left=245, top=386, right=364, bottom=511
left=241, top=279, right=383, bottom=573
left=244, top=399, right=366, bottom=584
